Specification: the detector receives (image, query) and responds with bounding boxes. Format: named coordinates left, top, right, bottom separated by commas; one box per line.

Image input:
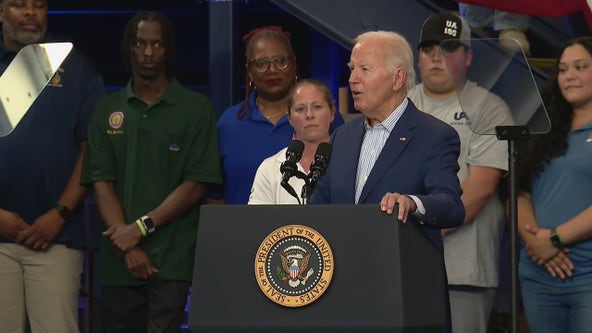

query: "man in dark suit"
left=310, top=30, right=464, bottom=251
left=310, top=31, right=464, bottom=332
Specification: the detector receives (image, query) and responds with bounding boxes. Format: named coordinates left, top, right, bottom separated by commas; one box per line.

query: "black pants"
left=102, top=280, right=191, bottom=333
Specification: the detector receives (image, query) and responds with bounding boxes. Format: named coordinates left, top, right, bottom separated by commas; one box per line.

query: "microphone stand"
left=292, top=171, right=309, bottom=205
left=281, top=170, right=309, bottom=205
left=280, top=179, right=301, bottom=205
left=495, top=125, right=529, bottom=333
left=302, top=175, right=320, bottom=204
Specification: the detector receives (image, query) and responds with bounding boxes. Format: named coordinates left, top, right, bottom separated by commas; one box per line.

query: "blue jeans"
left=459, top=3, right=529, bottom=31
left=520, top=276, right=592, bottom=333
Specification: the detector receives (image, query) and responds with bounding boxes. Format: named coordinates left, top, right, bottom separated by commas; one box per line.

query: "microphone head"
left=280, top=160, right=298, bottom=175
left=314, top=142, right=332, bottom=163
left=310, top=142, right=332, bottom=178
left=286, top=139, right=304, bottom=163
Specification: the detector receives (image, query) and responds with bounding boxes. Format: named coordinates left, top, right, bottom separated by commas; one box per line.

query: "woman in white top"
left=248, top=79, right=336, bottom=204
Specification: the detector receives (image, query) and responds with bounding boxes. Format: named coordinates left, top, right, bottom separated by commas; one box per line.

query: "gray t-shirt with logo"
left=409, top=81, right=512, bottom=287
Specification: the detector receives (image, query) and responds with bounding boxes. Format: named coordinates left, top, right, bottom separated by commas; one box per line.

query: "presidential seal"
left=254, top=224, right=334, bottom=307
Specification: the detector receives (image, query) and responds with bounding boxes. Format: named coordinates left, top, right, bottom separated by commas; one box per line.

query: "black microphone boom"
left=280, top=140, right=305, bottom=203
left=280, top=139, right=304, bottom=184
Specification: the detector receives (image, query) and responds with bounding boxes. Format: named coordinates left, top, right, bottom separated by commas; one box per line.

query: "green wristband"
left=135, top=219, right=147, bottom=237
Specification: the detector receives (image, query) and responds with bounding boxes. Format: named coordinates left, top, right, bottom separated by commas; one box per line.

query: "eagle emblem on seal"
left=278, top=245, right=314, bottom=288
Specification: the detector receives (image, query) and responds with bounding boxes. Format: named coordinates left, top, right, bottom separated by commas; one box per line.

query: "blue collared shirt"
left=0, top=37, right=106, bottom=248
left=355, top=98, right=407, bottom=202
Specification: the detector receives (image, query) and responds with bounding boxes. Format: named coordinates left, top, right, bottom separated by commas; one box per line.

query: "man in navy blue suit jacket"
left=310, top=30, right=465, bottom=333
left=310, top=30, right=464, bottom=249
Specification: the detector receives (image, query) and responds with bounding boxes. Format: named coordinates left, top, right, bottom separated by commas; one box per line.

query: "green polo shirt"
left=82, top=79, right=222, bottom=285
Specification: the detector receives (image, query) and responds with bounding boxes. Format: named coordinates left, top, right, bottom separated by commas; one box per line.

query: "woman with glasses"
left=213, top=26, right=344, bottom=204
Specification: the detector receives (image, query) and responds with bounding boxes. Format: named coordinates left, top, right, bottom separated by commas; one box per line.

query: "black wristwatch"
left=55, top=203, right=72, bottom=223
left=140, top=215, right=156, bottom=235
left=550, top=228, right=564, bottom=249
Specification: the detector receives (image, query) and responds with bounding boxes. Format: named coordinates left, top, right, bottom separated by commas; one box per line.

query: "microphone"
left=280, top=139, right=304, bottom=185
left=309, top=142, right=332, bottom=189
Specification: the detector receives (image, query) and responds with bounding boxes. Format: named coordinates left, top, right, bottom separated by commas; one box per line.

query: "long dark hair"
left=121, top=11, right=177, bottom=77
left=519, top=36, right=592, bottom=191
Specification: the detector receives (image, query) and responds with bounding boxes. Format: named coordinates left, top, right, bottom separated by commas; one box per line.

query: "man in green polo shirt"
left=82, top=11, right=222, bottom=332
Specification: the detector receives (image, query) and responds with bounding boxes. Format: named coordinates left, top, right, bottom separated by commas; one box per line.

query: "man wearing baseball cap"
left=408, top=12, right=513, bottom=333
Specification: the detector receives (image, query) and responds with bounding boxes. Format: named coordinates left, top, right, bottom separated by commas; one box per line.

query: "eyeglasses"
left=248, top=55, right=291, bottom=73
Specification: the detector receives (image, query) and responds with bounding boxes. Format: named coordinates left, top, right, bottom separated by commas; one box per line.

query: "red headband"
left=242, top=25, right=292, bottom=44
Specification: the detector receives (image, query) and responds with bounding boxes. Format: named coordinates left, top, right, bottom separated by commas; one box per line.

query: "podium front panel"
left=189, top=204, right=446, bottom=332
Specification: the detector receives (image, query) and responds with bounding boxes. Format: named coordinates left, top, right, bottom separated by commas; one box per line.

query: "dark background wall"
left=46, top=0, right=341, bottom=94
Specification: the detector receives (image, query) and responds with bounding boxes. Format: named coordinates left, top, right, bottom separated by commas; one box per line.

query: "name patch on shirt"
left=169, top=144, right=180, bottom=152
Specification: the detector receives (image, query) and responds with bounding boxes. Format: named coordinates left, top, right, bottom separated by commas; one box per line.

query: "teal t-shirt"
left=519, top=123, right=592, bottom=286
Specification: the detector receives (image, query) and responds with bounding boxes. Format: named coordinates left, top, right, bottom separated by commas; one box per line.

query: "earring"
left=249, top=80, right=256, bottom=90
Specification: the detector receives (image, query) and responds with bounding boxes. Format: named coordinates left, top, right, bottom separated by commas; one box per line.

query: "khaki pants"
left=0, top=243, right=83, bottom=333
